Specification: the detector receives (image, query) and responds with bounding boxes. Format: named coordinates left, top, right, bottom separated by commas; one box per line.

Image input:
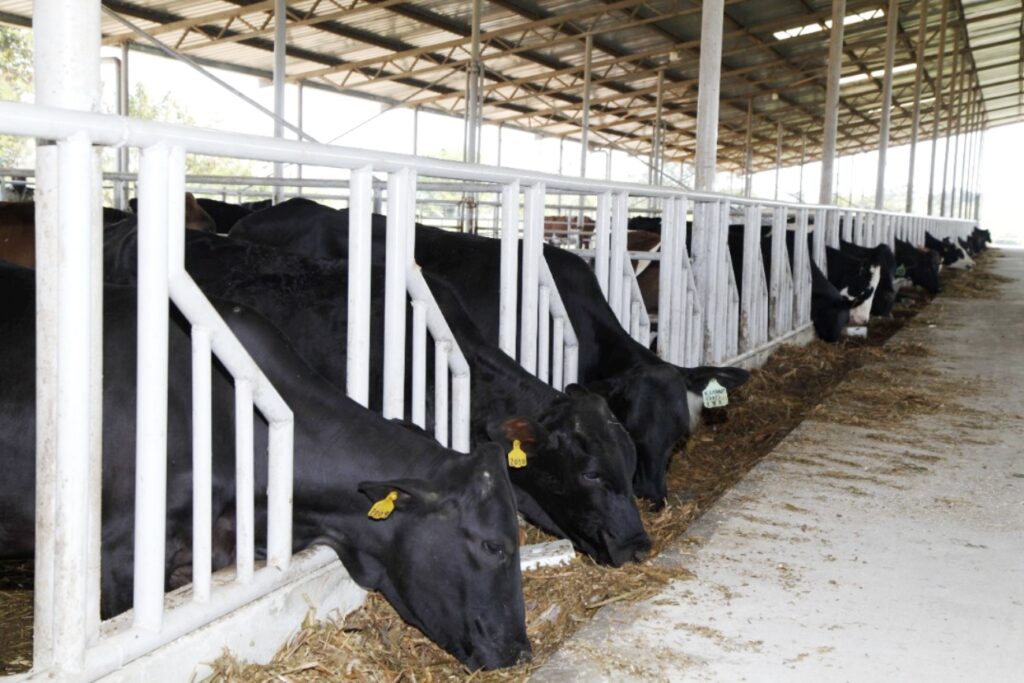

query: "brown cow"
left=1, top=193, right=216, bottom=269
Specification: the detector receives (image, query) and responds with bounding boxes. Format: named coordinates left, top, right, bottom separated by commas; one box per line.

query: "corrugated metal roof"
left=0, top=0, right=1018, bottom=173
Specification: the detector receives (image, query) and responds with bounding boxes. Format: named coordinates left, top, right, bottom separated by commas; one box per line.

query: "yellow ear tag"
left=507, top=439, right=528, bottom=469
left=368, top=490, right=399, bottom=520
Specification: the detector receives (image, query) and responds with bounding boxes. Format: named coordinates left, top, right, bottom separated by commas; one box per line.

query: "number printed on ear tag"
left=507, top=439, right=528, bottom=468
left=368, top=491, right=398, bottom=520
left=702, top=378, right=729, bottom=408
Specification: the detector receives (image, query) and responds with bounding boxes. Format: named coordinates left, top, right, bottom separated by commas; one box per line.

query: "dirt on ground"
left=0, top=251, right=1003, bottom=680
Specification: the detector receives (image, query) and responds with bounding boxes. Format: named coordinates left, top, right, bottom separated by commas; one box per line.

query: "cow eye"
left=482, top=540, right=506, bottom=557
left=582, top=472, right=602, bottom=483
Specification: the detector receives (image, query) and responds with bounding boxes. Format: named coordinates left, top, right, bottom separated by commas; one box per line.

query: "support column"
left=694, top=0, right=725, bottom=192
left=273, top=0, right=286, bottom=204
left=875, top=0, right=899, bottom=210
left=296, top=81, right=304, bottom=183
left=906, top=0, right=929, bottom=213
left=651, top=68, right=665, bottom=185
left=464, top=0, right=482, bottom=164
left=743, top=98, right=753, bottom=197
left=949, top=64, right=966, bottom=217
left=33, top=0, right=103, bottom=670
left=580, top=34, right=593, bottom=178
left=940, top=31, right=961, bottom=216
left=798, top=135, right=806, bottom=202
left=819, top=0, right=847, bottom=205
left=773, top=121, right=783, bottom=201
left=116, top=42, right=130, bottom=210
left=927, top=0, right=949, bottom=215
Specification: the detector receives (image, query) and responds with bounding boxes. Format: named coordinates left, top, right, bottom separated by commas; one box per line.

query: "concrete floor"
left=532, top=251, right=1024, bottom=682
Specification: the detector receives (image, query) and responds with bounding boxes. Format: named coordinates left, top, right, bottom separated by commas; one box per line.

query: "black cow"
left=228, top=199, right=749, bottom=506
left=809, top=259, right=859, bottom=343
left=0, top=262, right=528, bottom=670
left=926, top=232, right=974, bottom=269
left=895, top=238, right=942, bottom=294
left=127, top=193, right=217, bottom=233
left=104, top=220, right=650, bottom=566
left=964, top=227, right=991, bottom=254
left=195, top=198, right=254, bottom=234
left=839, top=240, right=896, bottom=317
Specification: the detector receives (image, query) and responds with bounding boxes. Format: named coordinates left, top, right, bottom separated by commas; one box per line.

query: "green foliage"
left=128, top=83, right=256, bottom=178
left=0, top=25, right=33, bottom=167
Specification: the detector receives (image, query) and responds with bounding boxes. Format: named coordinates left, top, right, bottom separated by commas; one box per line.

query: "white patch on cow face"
left=894, top=277, right=913, bottom=291
left=847, top=265, right=880, bottom=326
left=686, top=390, right=704, bottom=434
left=948, top=247, right=975, bottom=270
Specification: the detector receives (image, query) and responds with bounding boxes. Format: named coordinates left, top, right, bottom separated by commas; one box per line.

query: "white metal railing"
left=0, top=102, right=478, bottom=680
left=1, top=98, right=978, bottom=680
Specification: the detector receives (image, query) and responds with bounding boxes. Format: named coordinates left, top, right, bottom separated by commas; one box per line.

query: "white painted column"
left=743, top=98, right=754, bottom=197
left=33, top=0, right=103, bottom=670
left=906, top=0, right=929, bottom=213
left=773, top=121, right=783, bottom=201
left=694, top=0, right=725, bottom=192
left=927, top=0, right=949, bottom=216
left=272, top=0, right=286, bottom=204
left=940, top=32, right=961, bottom=216
left=580, top=34, right=593, bottom=178
left=874, top=0, right=899, bottom=209
left=464, top=0, right=482, bottom=165
left=819, top=0, right=847, bottom=205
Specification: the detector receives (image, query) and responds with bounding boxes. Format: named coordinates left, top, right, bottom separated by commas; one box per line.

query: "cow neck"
left=467, top=340, right=560, bottom=421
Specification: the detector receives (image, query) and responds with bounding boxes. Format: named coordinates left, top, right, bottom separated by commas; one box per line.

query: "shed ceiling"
left=1, top=0, right=1019, bottom=175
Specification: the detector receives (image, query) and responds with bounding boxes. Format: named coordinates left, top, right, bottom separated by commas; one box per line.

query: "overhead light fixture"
left=773, top=8, right=884, bottom=41
left=839, top=62, right=917, bottom=86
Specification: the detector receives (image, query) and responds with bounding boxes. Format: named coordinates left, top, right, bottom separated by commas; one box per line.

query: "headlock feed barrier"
left=2, top=16, right=976, bottom=681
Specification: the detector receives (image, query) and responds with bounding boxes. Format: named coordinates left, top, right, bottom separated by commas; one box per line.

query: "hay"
left=940, top=258, right=1012, bottom=298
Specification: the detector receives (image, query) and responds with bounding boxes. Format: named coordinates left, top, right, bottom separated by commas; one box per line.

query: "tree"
left=0, top=25, right=33, bottom=168
left=127, top=83, right=257, bottom=179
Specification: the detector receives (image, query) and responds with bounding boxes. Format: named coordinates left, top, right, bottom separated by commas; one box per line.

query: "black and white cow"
left=926, top=232, right=974, bottom=270
left=0, top=262, right=529, bottom=670
left=895, top=238, right=942, bottom=294
left=838, top=240, right=897, bottom=317
left=104, top=220, right=651, bottom=566
left=228, top=199, right=750, bottom=506
left=825, top=246, right=879, bottom=326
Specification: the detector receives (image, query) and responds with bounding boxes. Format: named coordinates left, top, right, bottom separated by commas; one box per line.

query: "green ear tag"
left=507, top=439, right=528, bottom=469
left=702, top=378, right=729, bottom=408
left=368, top=491, right=399, bottom=520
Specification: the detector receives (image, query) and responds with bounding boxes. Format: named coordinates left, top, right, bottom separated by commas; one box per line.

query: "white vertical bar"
left=794, top=208, right=811, bottom=325
left=580, top=34, right=593, bottom=177
left=670, top=197, right=688, bottom=365
left=740, top=203, right=759, bottom=352
left=713, top=201, right=730, bottom=361
left=769, top=206, right=786, bottom=339
left=191, top=327, right=212, bottom=603
left=906, top=0, right=930, bottom=213
left=347, top=166, right=373, bottom=407
left=133, top=142, right=171, bottom=633
left=564, top=343, right=579, bottom=386
left=383, top=168, right=414, bottom=418
left=452, top=373, right=471, bottom=453
left=609, top=192, right=628, bottom=322
left=519, top=182, right=544, bottom=375
left=657, top=197, right=676, bottom=358
left=412, top=300, right=427, bottom=428
left=267, top=416, right=293, bottom=572
left=434, top=343, right=450, bottom=447
left=499, top=181, right=520, bottom=359
left=552, top=318, right=565, bottom=390
left=630, top=301, right=641, bottom=340
left=594, top=191, right=612, bottom=296
left=537, top=286, right=550, bottom=383
left=235, top=380, right=255, bottom=585
left=620, top=273, right=632, bottom=333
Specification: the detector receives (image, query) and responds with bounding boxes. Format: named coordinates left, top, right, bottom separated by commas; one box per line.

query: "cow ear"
left=563, top=383, right=593, bottom=398
left=486, top=416, right=545, bottom=446
left=357, top=478, right=442, bottom=517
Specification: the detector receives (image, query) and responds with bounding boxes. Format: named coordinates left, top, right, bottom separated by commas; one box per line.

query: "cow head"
left=348, top=445, right=529, bottom=670
left=485, top=386, right=650, bottom=567
left=840, top=264, right=879, bottom=326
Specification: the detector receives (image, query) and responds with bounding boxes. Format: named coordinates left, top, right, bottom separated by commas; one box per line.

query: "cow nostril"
left=515, top=648, right=533, bottom=665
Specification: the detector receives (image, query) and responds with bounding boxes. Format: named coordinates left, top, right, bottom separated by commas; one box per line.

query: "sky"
left=22, top=41, right=1014, bottom=249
